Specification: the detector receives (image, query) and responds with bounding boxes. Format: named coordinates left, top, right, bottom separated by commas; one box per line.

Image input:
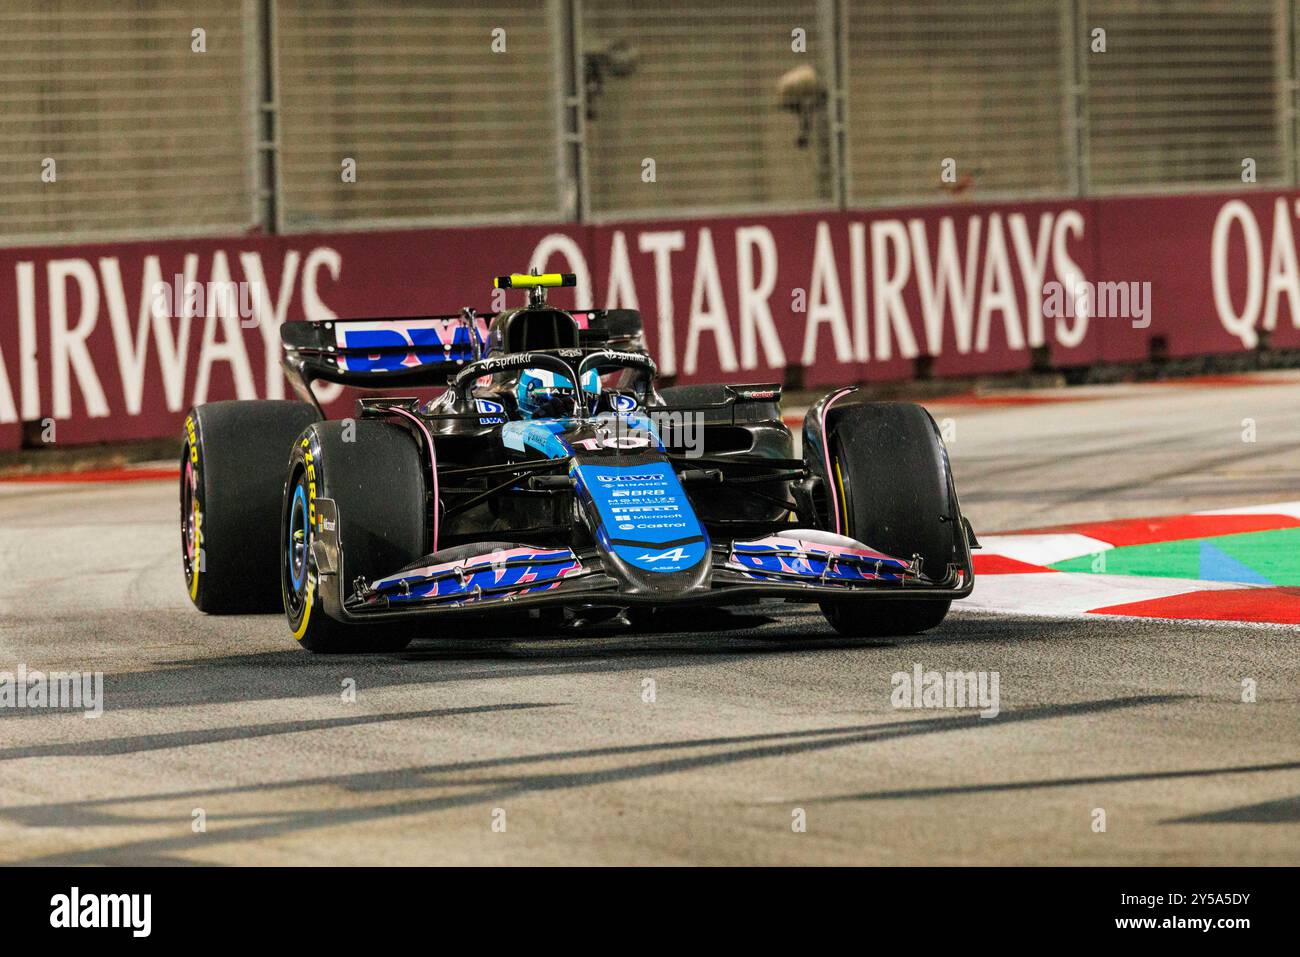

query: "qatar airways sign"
left=0, top=244, right=348, bottom=445
left=1210, top=197, right=1300, bottom=348
left=561, top=208, right=1091, bottom=381
left=0, top=190, right=1295, bottom=448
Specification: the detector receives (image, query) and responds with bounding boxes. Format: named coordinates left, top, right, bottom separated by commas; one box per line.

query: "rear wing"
left=280, top=309, right=645, bottom=408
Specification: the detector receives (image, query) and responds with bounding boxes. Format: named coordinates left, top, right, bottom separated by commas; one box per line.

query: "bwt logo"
left=50, top=887, right=151, bottom=937
left=337, top=319, right=483, bottom=371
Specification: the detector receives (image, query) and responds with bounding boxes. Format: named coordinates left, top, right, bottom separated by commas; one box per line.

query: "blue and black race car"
left=180, top=272, right=976, bottom=652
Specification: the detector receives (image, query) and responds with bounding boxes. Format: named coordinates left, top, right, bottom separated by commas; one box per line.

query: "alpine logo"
left=637, top=546, right=689, bottom=563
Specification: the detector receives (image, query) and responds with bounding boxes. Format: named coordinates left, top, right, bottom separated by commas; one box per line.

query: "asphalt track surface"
left=1, top=373, right=1298, bottom=865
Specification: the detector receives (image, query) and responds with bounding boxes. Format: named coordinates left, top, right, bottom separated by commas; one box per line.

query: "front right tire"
left=181, top=400, right=319, bottom=613
left=817, top=402, right=956, bottom=637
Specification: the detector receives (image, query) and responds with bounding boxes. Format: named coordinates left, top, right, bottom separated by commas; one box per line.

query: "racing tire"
left=181, top=400, right=320, bottom=614
left=817, top=402, right=954, bottom=637
left=282, top=420, right=425, bottom=653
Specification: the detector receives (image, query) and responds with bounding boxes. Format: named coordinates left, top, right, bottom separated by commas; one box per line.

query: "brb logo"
left=475, top=398, right=506, bottom=425
left=336, top=319, right=483, bottom=372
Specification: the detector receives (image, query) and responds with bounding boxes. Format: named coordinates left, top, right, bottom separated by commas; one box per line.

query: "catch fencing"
left=2, top=0, right=1293, bottom=244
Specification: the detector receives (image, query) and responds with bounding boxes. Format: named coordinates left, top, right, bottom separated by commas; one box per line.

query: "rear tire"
left=282, top=420, right=425, bottom=653
left=181, top=401, right=319, bottom=613
left=817, top=402, right=954, bottom=637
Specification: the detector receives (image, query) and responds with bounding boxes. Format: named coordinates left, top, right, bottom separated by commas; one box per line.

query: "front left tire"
left=281, top=419, right=426, bottom=653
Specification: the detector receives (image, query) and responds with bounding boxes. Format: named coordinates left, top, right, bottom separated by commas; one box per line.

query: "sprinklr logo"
left=50, top=887, right=151, bottom=937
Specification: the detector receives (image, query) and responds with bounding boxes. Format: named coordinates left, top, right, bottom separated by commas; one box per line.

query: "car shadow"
left=0, top=612, right=1092, bottom=718
left=0, top=703, right=557, bottom=762
left=807, top=755, right=1299, bottom=805
left=5, top=694, right=1182, bottom=865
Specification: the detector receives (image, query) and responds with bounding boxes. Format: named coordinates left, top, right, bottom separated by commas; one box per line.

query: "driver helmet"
left=516, top=367, right=600, bottom=419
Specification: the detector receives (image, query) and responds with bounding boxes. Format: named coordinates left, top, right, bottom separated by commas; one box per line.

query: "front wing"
left=307, top=499, right=974, bottom=625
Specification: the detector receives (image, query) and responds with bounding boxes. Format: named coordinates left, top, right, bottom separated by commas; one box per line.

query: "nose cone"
left=572, top=455, right=712, bottom=595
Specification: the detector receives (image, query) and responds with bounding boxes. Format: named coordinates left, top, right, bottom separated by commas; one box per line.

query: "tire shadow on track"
left=805, top=758, right=1300, bottom=806
left=1166, top=794, right=1300, bottom=824
left=0, top=614, right=1098, bottom=718
left=4, top=693, right=1187, bottom=866
left=0, top=703, right=558, bottom=762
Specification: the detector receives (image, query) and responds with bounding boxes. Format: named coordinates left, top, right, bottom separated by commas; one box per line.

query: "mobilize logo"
left=50, top=887, right=151, bottom=937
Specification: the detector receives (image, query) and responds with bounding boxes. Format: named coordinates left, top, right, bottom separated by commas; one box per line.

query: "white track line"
left=1193, top=501, right=1300, bottom=519
left=961, top=571, right=1252, bottom=619
left=975, top=533, right=1112, bottom=567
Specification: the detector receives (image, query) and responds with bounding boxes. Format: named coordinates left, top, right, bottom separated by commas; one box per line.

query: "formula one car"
left=181, top=271, right=975, bottom=652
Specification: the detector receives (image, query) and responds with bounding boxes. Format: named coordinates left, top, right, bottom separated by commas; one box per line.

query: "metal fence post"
left=558, top=0, right=589, bottom=222
left=1062, top=0, right=1089, bottom=197
left=252, top=0, right=282, bottom=233
left=822, top=0, right=849, bottom=209
left=1280, top=0, right=1298, bottom=186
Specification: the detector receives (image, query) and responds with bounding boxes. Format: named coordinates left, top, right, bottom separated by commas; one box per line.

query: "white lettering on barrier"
left=1211, top=197, right=1300, bottom=348
left=0, top=246, right=342, bottom=428
left=683, top=227, right=737, bottom=375
left=735, top=225, right=785, bottom=370
left=802, top=221, right=853, bottom=367
left=48, top=258, right=109, bottom=419
left=638, top=230, right=685, bottom=378
left=7, top=196, right=1291, bottom=439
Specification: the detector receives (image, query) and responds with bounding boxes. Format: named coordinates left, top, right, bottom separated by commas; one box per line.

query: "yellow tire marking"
left=292, top=580, right=314, bottom=641
left=189, top=487, right=202, bottom=601
left=189, top=553, right=200, bottom=599
left=185, top=418, right=202, bottom=601
left=292, top=446, right=317, bottom=642
left=834, top=457, right=850, bottom=533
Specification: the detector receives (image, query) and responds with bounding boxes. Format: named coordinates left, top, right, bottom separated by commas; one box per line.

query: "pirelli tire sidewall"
left=283, top=429, right=325, bottom=643
left=180, top=412, right=204, bottom=607
left=818, top=401, right=955, bottom=637
left=181, top=400, right=319, bottom=614
left=281, top=420, right=426, bottom=653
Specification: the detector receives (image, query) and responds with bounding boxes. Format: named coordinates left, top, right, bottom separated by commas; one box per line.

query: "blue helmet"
left=516, top=367, right=600, bottom=419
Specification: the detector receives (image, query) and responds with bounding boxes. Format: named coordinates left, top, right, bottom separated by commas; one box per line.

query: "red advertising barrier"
left=1, top=189, right=1296, bottom=450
